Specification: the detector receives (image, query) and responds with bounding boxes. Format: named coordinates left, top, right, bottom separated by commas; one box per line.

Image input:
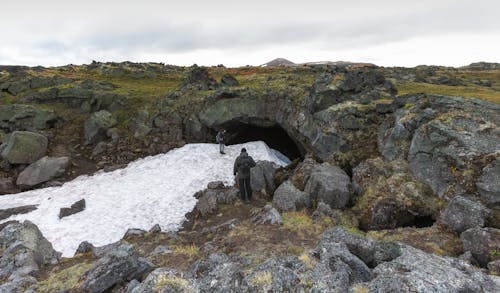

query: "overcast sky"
left=1, top=0, right=499, bottom=67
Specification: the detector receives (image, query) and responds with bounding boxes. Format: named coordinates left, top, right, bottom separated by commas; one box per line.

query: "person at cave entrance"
left=216, top=129, right=226, bottom=154
left=233, top=148, right=256, bottom=202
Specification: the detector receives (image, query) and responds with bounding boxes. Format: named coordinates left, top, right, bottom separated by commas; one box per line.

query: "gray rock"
left=79, top=243, right=153, bottom=293
left=124, top=229, right=147, bottom=238
left=272, top=180, right=310, bottom=212
left=84, top=110, right=117, bottom=144
left=0, top=205, right=37, bottom=221
left=131, top=268, right=193, bottom=293
left=220, top=73, right=239, bottom=86
left=194, top=190, right=218, bottom=217
left=201, top=218, right=240, bottom=234
left=251, top=204, right=283, bottom=225
left=183, top=114, right=208, bottom=142
left=310, top=238, right=372, bottom=292
left=290, top=157, right=318, bottom=191
left=250, top=160, right=279, bottom=195
left=92, top=141, right=107, bottom=157
left=439, top=196, right=490, bottom=233
left=0, top=105, right=58, bottom=131
left=188, top=253, right=245, bottom=292
left=16, top=156, right=70, bottom=188
left=242, top=257, right=306, bottom=292
left=75, top=241, right=95, bottom=255
left=0, top=131, right=48, bottom=164
left=0, top=221, right=60, bottom=281
left=181, top=65, right=218, bottom=90
left=150, top=245, right=172, bottom=256
left=207, top=181, right=225, bottom=189
left=368, top=244, right=500, bottom=292
left=59, top=199, right=86, bottom=219
left=149, top=224, right=161, bottom=233
left=304, top=163, right=352, bottom=209
left=320, top=226, right=376, bottom=265
left=488, top=259, right=500, bottom=275
left=461, top=227, right=500, bottom=267
left=0, top=177, right=15, bottom=194
left=477, top=159, right=500, bottom=204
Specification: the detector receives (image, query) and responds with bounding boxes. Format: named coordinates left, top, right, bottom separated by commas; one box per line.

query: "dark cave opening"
left=402, top=215, right=435, bottom=229
left=220, top=122, right=303, bottom=161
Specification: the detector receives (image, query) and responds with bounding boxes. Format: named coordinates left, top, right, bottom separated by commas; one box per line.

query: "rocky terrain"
left=0, top=61, right=499, bottom=292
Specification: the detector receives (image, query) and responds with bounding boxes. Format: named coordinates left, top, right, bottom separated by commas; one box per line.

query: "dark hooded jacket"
left=233, top=151, right=256, bottom=179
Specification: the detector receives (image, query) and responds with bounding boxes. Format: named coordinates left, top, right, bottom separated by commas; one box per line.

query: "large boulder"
left=79, top=243, right=153, bottom=293
left=272, top=180, right=310, bottom=212
left=461, top=227, right=500, bottom=267
left=352, top=157, right=442, bottom=230
left=0, top=131, right=48, bottom=164
left=84, top=110, right=117, bottom=144
left=439, top=196, right=490, bottom=233
left=250, top=160, right=279, bottom=195
left=16, top=156, right=70, bottom=188
left=0, top=105, right=58, bottom=131
left=304, top=163, right=352, bottom=209
left=320, top=226, right=376, bottom=265
left=380, top=94, right=500, bottom=198
left=476, top=159, right=500, bottom=204
left=0, top=221, right=60, bottom=281
left=368, top=244, right=500, bottom=292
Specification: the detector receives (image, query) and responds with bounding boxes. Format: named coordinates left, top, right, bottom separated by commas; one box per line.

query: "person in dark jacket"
left=216, top=130, right=226, bottom=154
left=233, top=148, right=256, bottom=202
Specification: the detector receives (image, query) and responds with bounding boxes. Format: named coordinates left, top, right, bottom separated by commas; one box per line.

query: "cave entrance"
left=221, top=122, right=303, bottom=161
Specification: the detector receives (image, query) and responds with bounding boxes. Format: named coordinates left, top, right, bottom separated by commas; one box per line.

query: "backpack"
left=239, top=158, right=252, bottom=174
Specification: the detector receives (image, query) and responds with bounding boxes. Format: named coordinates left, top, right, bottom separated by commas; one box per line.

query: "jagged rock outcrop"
left=0, top=131, right=48, bottom=165
left=16, top=156, right=70, bottom=188
left=379, top=94, right=500, bottom=199
left=0, top=221, right=60, bottom=287
left=304, top=163, right=352, bottom=209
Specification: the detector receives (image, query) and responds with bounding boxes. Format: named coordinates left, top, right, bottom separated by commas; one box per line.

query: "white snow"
left=0, top=141, right=288, bottom=257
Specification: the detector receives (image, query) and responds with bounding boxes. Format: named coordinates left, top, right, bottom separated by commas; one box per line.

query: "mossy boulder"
left=352, top=157, right=443, bottom=230
left=0, top=131, right=48, bottom=164
left=0, top=104, right=58, bottom=131
left=84, top=110, right=117, bottom=144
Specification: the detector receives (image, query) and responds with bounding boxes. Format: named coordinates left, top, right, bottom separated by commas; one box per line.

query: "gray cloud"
left=0, top=0, right=499, bottom=66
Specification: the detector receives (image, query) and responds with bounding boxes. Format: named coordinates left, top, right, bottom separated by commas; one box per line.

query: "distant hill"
left=261, top=58, right=296, bottom=67
left=461, top=62, right=500, bottom=70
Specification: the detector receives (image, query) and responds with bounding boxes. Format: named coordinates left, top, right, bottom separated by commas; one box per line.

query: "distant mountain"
left=261, top=58, right=375, bottom=68
left=300, top=60, right=376, bottom=68
left=261, top=58, right=296, bottom=67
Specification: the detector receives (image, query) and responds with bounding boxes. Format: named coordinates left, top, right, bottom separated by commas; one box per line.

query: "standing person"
left=233, top=148, right=256, bottom=202
left=216, top=129, right=226, bottom=154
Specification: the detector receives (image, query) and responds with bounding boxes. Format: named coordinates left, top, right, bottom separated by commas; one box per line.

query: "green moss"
left=155, top=275, right=189, bottom=291
left=397, top=81, right=500, bottom=104
left=29, top=262, right=93, bottom=293
left=287, top=244, right=305, bottom=255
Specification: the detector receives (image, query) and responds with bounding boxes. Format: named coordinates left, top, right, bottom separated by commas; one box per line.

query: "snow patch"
left=0, top=141, right=288, bottom=257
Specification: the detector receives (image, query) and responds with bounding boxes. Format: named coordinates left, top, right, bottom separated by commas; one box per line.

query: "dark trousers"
left=239, top=178, right=252, bottom=201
